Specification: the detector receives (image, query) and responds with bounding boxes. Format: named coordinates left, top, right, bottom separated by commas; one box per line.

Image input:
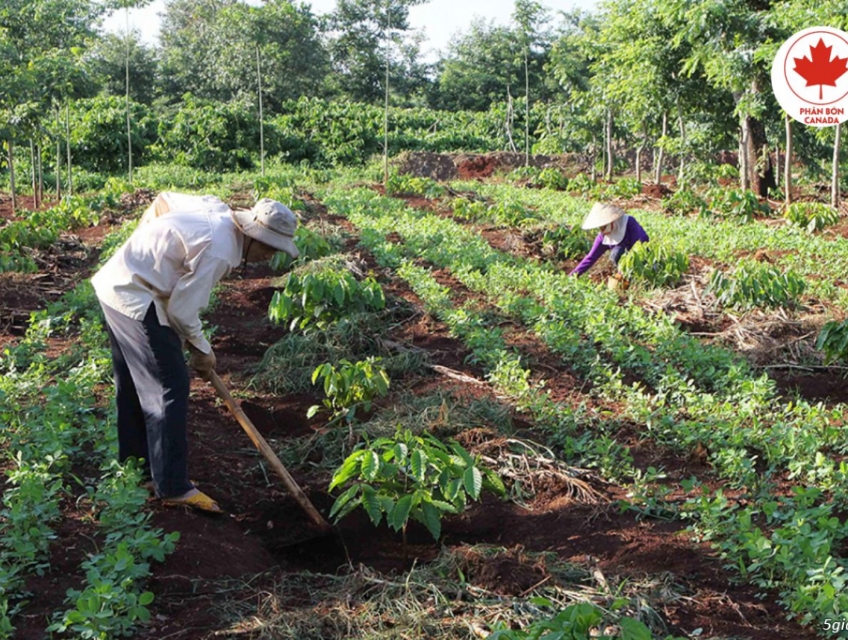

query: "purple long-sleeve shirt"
left=570, top=216, right=649, bottom=276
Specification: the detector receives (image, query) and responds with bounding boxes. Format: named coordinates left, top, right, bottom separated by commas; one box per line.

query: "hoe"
left=208, top=371, right=331, bottom=532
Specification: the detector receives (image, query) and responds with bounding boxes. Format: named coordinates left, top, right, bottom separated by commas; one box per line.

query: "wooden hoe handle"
left=208, top=371, right=331, bottom=531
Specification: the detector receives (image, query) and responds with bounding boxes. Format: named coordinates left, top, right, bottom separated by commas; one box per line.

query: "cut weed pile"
left=212, top=544, right=683, bottom=639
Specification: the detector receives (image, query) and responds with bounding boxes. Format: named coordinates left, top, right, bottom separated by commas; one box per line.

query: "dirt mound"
left=120, top=188, right=156, bottom=211
left=456, top=546, right=549, bottom=596
left=455, top=154, right=501, bottom=179
left=395, top=151, right=458, bottom=181
left=642, top=182, right=672, bottom=199
left=396, top=151, right=581, bottom=181
left=453, top=152, right=565, bottom=179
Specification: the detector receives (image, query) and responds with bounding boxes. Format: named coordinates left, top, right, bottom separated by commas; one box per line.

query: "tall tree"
left=513, top=0, right=550, bottom=165
left=159, top=0, right=327, bottom=107
left=215, top=0, right=329, bottom=109
left=435, top=16, right=553, bottom=112
left=659, top=0, right=777, bottom=195
left=89, top=32, right=158, bottom=105
left=158, top=0, right=234, bottom=101
left=763, top=0, right=848, bottom=205
left=325, top=0, right=427, bottom=104
left=0, top=0, right=102, bottom=205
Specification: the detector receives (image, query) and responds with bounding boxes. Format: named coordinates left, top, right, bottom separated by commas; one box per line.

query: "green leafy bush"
left=816, top=319, right=848, bottom=364
left=268, top=259, right=386, bottom=331
left=452, top=197, right=489, bottom=220
left=506, top=166, right=538, bottom=182
left=488, top=199, right=539, bottom=227
left=566, top=173, right=595, bottom=195
left=487, top=601, right=668, bottom=640
left=540, top=224, right=591, bottom=260
left=153, top=95, right=259, bottom=171
left=509, top=166, right=568, bottom=190
left=662, top=188, right=709, bottom=216
left=618, top=241, right=689, bottom=287
left=451, top=197, right=537, bottom=227
left=708, top=261, right=806, bottom=310
left=59, top=96, right=157, bottom=174
left=308, top=357, right=390, bottom=424
left=705, top=187, right=771, bottom=222
left=601, top=177, right=642, bottom=199
left=385, top=174, right=446, bottom=198
left=784, top=202, right=839, bottom=233
left=329, top=427, right=505, bottom=541
left=534, top=168, right=569, bottom=190
left=269, top=226, right=335, bottom=270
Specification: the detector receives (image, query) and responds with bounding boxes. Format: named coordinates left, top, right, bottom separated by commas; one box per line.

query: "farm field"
left=8, top=0, right=848, bottom=637
left=2, top=159, right=848, bottom=639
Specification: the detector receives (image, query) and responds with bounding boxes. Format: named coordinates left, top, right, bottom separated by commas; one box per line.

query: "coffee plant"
left=487, top=601, right=671, bottom=640
left=618, top=241, right=689, bottom=287
left=704, top=187, right=771, bottom=222
left=783, top=202, right=839, bottom=233
left=708, top=261, right=806, bottom=310
left=268, top=258, right=386, bottom=331
left=662, top=188, right=709, bottom=216
left=329, top=427, right=505, bottom=542
left=816, top=319, right=848, bottom=364
left=385, top=174, right=446, bottom=199
left=540, top=224, right=591, bottom=259
left=270, top=226, right=335, bottom=270
left=308, top=357, right=390, bottom=424
left=452, top=197, right=489, bottom=220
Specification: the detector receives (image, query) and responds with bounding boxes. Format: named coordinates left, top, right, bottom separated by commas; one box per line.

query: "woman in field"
left=570, top=203, right=649, bottom=278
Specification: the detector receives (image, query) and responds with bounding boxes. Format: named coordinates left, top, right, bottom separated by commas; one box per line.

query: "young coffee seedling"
left=328, top=427, right=505, bottom=554
left=308, top=357, right=390, bottom=426
left=618, top=241, right=689, bottom=288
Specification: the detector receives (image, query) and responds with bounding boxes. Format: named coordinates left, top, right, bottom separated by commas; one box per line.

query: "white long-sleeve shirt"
left=92, top=195, right=243, bottom=354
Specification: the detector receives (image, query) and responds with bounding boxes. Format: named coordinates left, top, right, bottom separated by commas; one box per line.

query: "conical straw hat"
left=581, top=203, right=626, bottom=230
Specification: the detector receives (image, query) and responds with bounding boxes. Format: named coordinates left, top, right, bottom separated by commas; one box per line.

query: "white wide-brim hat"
left=581, top=203, right=626, bottom=230
left=231, top=198, right=300, bottom=258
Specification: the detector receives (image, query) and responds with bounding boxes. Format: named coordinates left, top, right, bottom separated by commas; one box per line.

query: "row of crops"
left=0, top=199, right=181, bottom=638
left=302, top=179, right=848, bottom=630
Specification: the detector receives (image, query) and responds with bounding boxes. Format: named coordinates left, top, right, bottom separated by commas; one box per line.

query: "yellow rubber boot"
left=161, top=489, right=224, bottom=514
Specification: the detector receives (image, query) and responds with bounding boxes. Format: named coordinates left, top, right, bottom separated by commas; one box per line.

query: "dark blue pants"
left=610, top=245, right=626, bottom=266
left=100, top=301, right=193, bottom=498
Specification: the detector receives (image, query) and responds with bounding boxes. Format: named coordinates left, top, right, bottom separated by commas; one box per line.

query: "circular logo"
left=771, top=26, right=848, bottom=127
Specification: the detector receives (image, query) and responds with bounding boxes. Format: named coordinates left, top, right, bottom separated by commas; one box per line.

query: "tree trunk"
left=774, top=143, right=780, bottom=189
left=677, top=102, right=686, bottom=184
left=65, top=102, right=72, bottom=196
left=654, top=112, right=667, bottom=185
left=524, top=50, right=530, bottom=167
left=747, top=116, right=775, bottom=197
left=383, top=6, right=391, bottom=185
left=55, top=106, right=62, bottom=199
left=7, top=140, right=17, bottom=213
left=785, top=115, right=793, bottom=207
left=590, top=134, right=597, bottom=182
left=832, top=122, right=842, bottom=209
left=635, top=145, right=643, bottom=184
left=635, top=122, right=647, bottom=184
left=37, top=141, right=43, bottom=204
left=739, top=117, right=750, bottom=191
left=505, top=88, right=517, bottom=153
left=125, top=7, right=133, bottom=183
left=30, top=139, right=38, bottom=209
left=605, top=109, right=614, bottom=181
left=257, top=46, right=265, bottom=177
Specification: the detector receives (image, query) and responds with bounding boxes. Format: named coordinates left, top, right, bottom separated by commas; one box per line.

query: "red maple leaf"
left=793, top=38, right=848, bottom=100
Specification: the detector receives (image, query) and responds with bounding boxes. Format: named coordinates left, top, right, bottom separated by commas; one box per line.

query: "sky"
left=102, top=0, right=598, bottom=63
